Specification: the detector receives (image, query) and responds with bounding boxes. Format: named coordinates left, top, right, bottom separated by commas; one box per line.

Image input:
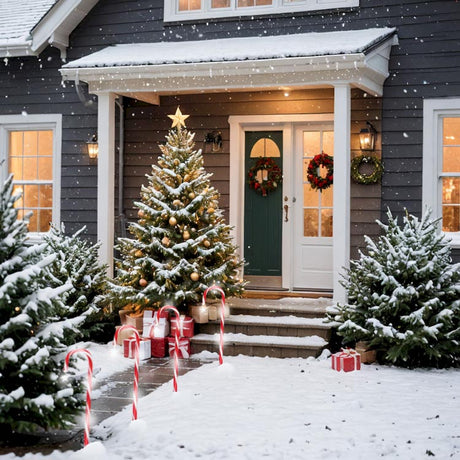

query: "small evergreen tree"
left=0, top=176, right=84, bottom=435
left=44, top=225, right=114, bottom=343
left=329, top=209, right=460, bottom=368
left=108, top=108, right=245, bottom=313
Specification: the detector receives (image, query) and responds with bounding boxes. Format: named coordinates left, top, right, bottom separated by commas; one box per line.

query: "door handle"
left=284, top=204, right=289, bottom=222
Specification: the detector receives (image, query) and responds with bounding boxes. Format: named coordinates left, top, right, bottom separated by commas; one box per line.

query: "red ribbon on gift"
left=332, top=348, right=361, bottom=372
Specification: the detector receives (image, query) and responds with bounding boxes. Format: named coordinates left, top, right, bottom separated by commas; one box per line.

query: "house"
left=1, top=1, right=459, bottom=304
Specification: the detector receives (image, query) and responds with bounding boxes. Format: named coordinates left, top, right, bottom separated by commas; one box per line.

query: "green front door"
left=244, top=131, right=283, bottom=276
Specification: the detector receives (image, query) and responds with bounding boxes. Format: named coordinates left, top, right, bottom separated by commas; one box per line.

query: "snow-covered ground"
left=1, top=346, right=459, bottom=460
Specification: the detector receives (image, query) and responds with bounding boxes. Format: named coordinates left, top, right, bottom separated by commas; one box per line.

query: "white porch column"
left=333, top=84, right=351, bottom=304
left=97, top=92, right=116, bottom=276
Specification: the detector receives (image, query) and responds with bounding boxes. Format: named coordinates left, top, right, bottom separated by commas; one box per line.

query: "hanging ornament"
left=207, top=207, right=215, bottom=214
left=135, top=250, right=143, bottom=258
left=190, top=272, right=200, bottom=281
left=183, top=230, right=190, bottom=240
left=173, top=159, right=180, bottom=166
left=184, top=174, right=191, bottom=182
left=138, top=209, right=145, bottom=218
left=161, top=213, right=168, bottom=220
left=169, top=216, right=177, bottom=226
left=176, top=175, right=183, bottom=184
left=172, top=199, right=182, bottom=208
left=203, top=239, right=211, bottom=247
left=162, top=236, right=170, bottom=247
left=139, top=278, right=148, bottom=287
left=188, top=192, right=196, bottom=200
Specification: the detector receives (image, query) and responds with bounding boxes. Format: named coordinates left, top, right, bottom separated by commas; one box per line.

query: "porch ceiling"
left=60, top=28, right=398, bottom=99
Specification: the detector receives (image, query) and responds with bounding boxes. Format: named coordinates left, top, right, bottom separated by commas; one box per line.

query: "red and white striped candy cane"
left=203, top=285, right=226, bottom=365
left=63, top=348, right=93, bottom=446
left=114, top=325, right=140, bottom=420
left=158, top=305, right=181, bottom=392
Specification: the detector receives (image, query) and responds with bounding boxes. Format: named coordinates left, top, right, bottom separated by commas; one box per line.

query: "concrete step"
left=228, top=297, right=332, bottom=319
left=197, top=314, right=332, bottom=340
left=191, top=333, right=327, bottom=359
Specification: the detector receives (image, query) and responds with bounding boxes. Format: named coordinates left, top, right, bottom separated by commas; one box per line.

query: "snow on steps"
left=191, top=296, right=334, bottom=359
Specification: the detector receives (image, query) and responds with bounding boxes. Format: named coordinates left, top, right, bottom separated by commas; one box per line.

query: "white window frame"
left=423, top=98, right=460, bottom=248
left=164, top=0, right=359, bottom=22
left=0, top=114, right=62, bottom=242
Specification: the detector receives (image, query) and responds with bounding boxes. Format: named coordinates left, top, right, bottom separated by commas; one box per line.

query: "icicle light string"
left=114, top=325, right=140, bottom=420
left=63, top=348, right=93, bottom=446
left=203, top=285, right=226, bottom=365
left=158, top=305, right=181, bottom=392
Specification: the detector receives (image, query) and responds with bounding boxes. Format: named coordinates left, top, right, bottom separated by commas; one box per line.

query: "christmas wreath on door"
left=248, top=157, right=283, bottom=197
left=306, top=152, right=334, bottom=191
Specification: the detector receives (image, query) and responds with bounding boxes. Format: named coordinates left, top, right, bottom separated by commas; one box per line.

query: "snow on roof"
left=0, top=0, right=57, bottom=47
left=63, top=27, right=396, bottom=69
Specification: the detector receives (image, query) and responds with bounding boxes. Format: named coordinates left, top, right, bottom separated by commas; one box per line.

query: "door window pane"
left=8, top=130, right=53, bottom=233
left=321, top=209, right=333, bottom=237
left=304, top=209, right=318, bottom=237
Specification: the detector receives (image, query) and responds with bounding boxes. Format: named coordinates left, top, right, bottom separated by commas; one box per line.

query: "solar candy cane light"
left=203, top=285, right=226, bottom=365
left=114, top=325, right=140, bottom=420
left=63, top=348, right=93, bottom=447
left=158, top=305, right=181, bottom=392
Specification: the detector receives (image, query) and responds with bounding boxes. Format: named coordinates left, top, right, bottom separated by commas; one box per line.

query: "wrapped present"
left=151, top=337, right=168, bottom=358
left=167, top=337, right=191, bottom=359
left=355, top=341, right=377, bottom=364
left=170, top=315, right=194, bottom=338
left=208, top=305, right=218, bottom=321
left=115, top=325, right=138, bottom=345
left=124, top=337, right=151, bottom=360
left=148, top=315, right=169, bottom=338
left=189, top=305, right=209, bottom=324
left=331, top=348, right=361, bottom=372
left=142, top=310, right=157, bottom=337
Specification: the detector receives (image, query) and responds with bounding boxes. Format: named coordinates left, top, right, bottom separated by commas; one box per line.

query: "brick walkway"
left=0, top=357, right=206, bottom=456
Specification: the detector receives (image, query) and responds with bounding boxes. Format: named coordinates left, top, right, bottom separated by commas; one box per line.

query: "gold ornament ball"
left=135, top=250, right=143, bottom=258
left=188, top=192, right=196, bottom=200
left=173, top=199, right=182, bottom=207
left=183, top=230, right=190, bottom=240
left=203, top=239, right=211, bottom=247
left=162, top=236, right=170, bottom=247
left=174, top=159, right=180, bottom=166
left=138, top=209, right=145, bottom=218
left=207, top=207, right=215, bottom=214
left=139, top=278, right=148, bottom=287
left=169, top=216, right=177, bottom=226
left=190, top=272, right=200, bottom=282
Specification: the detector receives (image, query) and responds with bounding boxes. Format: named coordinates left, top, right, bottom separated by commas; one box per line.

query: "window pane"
left=442, top=206, right=460, bottom=232
left=38, top=157, right=53, bottom=180
left=9, top=132, right=23, bottom=156
left=443, top=117, right=460, bottom=146
left=24, top=184, right=39, bottom=208
left=38, top=130, right=53, bottom=155
left=23, top=157, right=38, bottom=181
left=23, top=131, right=38, bottom=156
left=303, top=131, right=320, bottom=157
left=321, top=209, right=333, bottom=237
left=250, top=138, right=281, bottom=158
left=238, top=0, right=272, bottom=6
left=323, top=131, right=334, bottom=156
left=12, top=185, right=24, bottom=208
left=321, top=186, right=333, bottom=207
left=442, top=147, right=460, bottom=173
left=27, top=211, right=38, bottom=233
left=442, top=177, right=460, bottom=205
left=39, top=184, right=53, bottom=208
left=39, top=209, right=52, bottom=233
left=179, top=0, right=201, bottom=10
left=303, top=184, right=318, bottom=207
left=304, top=209, right=318, bottom=237
left=9, top=157, right=23, bottom=180
left=212, top=0, right=230, bottom=6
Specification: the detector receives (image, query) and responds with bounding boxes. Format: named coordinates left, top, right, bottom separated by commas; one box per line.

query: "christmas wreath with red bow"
left=248, top=157, right=283, bottom=196
left=307, top=152, right=334, bottom=191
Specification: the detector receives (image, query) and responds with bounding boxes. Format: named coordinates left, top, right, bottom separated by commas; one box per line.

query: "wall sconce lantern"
left=359, top=122, right=377, bottom=151
left=86, top=134, right=98, bottom=159
left=204, top=131, right=223, bottom=152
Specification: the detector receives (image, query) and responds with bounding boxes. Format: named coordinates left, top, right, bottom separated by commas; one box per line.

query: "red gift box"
left=167, top=337, right=191, bottom=358
left=331, top=348, right=361, bottom=372
left=123, top=337, right=151, bottom=360
left=151, top=337, right=168, bottom=358
left=170, top=315, right=194, bottom=338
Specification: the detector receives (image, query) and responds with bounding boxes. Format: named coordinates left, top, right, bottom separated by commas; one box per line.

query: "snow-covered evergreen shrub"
left=0, top=176, right=84, bottom=435
left=329, top=209, right=460, bottom=368
left=44, top=225, right=114, bottom=343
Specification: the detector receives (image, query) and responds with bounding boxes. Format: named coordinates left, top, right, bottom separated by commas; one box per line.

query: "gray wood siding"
left=1, top=0, right=459, bottom=261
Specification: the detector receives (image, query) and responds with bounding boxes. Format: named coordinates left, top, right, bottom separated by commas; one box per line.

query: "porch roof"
left=61, top=27, right=397, bottom=99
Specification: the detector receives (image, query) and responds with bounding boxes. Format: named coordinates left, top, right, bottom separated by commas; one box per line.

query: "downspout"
left=115, top=96, right=126, bottom=238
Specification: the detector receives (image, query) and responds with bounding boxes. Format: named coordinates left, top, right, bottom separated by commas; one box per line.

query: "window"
left=0, top=114, right=61, bottom=238
left=166, top=0, right=359, bottom=22
left=423, top=99, right=460, bottom=247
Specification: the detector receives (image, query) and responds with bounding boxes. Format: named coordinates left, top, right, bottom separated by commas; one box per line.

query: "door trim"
left=229, top=114, right=334, bottom=291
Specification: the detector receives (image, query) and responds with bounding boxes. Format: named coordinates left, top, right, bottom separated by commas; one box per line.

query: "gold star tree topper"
left=168, top=107, right=189, bottom=129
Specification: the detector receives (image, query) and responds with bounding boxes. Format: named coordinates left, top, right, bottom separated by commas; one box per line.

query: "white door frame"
left=228, top=114, right=335, bottom=292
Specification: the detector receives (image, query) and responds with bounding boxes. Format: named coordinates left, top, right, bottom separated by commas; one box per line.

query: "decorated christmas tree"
left=44, top=225, right=114, bottom=343
left=108, top=108, right=245, bottom=313
left=0, top=175, right=84, bottom=435
left=329, top=209, right=460, bottom=368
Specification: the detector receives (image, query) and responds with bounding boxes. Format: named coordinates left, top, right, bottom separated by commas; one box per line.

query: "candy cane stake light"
left=114, top=325, right=140, bottom=420
left=203, top=285, right=226, bottom=365
left=158, top=305, right=181, bottom=392
left=63, top=348, right=93, bottom=447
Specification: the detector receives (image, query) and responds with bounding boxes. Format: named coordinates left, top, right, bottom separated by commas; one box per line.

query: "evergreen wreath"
left=307, top=152, right=334, bottom=191
left=351, top=155, right=384, bottom=184
left=248, top=157, right=283, bottom=196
